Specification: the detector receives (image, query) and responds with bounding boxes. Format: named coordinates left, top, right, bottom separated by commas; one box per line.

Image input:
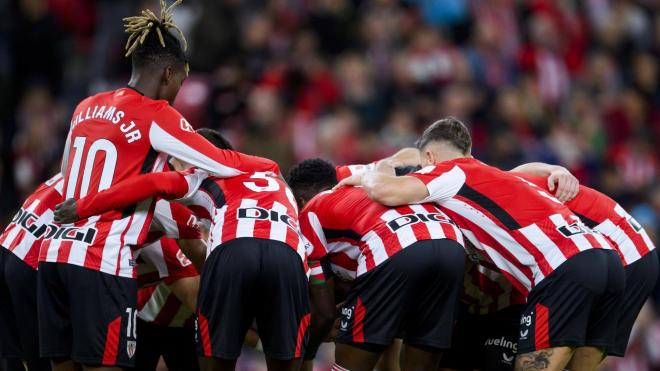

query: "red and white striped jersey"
left=73, top=169, right=308, bottom=265
left=136, top=236, right=199, bottom=328
left=57, top=87, right=278, bottom=277
left=137, top=237, right=199, bottom=288
left=138, top=284, right=195, bottom=328
left=519, top=175, right=656, bottom=266
left=39, top=199, right=200, bottom=277
left=408, top=158, right=613, bottom=295
left=300, top=186, right=464, bottom=280
left=462, top=245, right=526, bottom=315
left=0, top=174, right=64, bottom=269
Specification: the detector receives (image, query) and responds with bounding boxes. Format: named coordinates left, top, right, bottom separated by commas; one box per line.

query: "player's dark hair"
left=287, top=159, right=338, bottom=207
left=124, top=0, right=188, bottom=74
left=196, top=128, right=234, bottom=150
left=416, top=117, right=472, bottom=155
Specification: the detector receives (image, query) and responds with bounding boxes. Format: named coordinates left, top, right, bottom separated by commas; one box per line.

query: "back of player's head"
left=416, top=117, right=472, bottom=155
left=287, top=159, right=338, bottom=207
left=124, top=0, right=188, bottom=75
left=196, top=128, right=233, bottom=150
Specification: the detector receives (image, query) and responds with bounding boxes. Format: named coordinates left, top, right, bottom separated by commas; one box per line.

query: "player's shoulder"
left=301, top=189, right=335, bottom=214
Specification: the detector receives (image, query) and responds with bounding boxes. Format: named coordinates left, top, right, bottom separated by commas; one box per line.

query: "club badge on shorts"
left=127, top=340, right=137, bottom=358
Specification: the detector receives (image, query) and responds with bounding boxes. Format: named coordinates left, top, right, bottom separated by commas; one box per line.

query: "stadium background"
left=0, top=0, right=658, bottom=370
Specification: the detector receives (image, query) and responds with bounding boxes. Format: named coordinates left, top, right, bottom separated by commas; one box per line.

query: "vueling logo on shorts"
left=386, top=213, right=454, bottom=232
left=520, top=312, right=533, bottom=339
left=340, top=306, right=353, bottom=331
left=484, top=337, right=518, bottom=352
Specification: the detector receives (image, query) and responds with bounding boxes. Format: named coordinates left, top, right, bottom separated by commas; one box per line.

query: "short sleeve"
left=299, top=208, right=329, bottom=263
left=406, top=164, right=466, bottom=204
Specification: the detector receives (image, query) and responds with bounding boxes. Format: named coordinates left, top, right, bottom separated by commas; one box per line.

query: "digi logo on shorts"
left=386, top=213, right=453, bottom=232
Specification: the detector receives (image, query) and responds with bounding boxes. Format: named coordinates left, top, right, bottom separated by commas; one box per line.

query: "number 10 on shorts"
left=125, top=308, right=138, bottom=339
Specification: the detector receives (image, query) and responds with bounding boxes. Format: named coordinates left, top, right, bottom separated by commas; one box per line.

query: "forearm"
left=177, top=238, right=206, bottom=272
left=362, top=172, right=426, bottom=206
left=306, top=283, right=335, bottom=361
left=510, top=162, right=564, bottom=176
left=76, top=172, right=188, bottom=219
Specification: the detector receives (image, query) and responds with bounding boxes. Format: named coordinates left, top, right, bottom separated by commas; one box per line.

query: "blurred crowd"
left=0, top=0, right=658, bottom=369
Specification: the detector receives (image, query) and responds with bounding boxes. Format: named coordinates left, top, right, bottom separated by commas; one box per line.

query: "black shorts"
left=610, top=249, right=659, bottom=356
left=439, top=305, right=522, bottom=371
left=37, top=262, right=138, bottom=367
left=0, top=248, right=40, bottom=360
left=335, top=239, right=465, bottom=352
left=133, top=319, right=199, bottom=371
left=517, top=249, right=625, bottom=354
left=196, top=238, right=310, bottom=360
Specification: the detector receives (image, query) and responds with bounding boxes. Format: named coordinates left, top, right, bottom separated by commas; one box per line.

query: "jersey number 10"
left=65, top=137, right=118, bottom=199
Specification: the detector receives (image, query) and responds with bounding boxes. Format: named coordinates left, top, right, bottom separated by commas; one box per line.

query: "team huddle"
left=0, top=2, right=657, bottom=371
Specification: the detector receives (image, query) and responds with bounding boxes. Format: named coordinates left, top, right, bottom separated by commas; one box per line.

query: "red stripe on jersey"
left=56, top=240, right=74, bottom=263
left=353, top=297, right=366, bottom=343
left=330, top=252, right=358, bottom=271
left=295, top=313, right=311, bottom=358
left=38, top=239, right=50, bottom=262
left=102, top=316, right=121, bottom=365
left=535, top=304, right=550, bottom=350
left=198, top=311, right=213, bottom=357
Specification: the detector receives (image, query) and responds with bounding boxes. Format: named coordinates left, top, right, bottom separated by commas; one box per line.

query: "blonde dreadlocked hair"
left=123, top=0, right=189, bottom=74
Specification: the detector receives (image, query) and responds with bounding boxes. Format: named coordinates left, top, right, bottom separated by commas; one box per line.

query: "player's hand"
left=547, top=167, right=579, bottom=202
left=54, top=198, right=80, bottom=224
left=333, top=174, right=363, bottom=189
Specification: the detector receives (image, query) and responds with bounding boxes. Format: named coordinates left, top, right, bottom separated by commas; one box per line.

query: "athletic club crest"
left=127, top=340, right=137, bottom=358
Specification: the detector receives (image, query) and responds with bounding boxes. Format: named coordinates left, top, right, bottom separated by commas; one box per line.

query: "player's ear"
left=162, top=65, right=174, bottom=86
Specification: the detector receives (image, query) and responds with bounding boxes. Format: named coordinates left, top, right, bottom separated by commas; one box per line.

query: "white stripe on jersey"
left=596, top=220, right=641, bottom=264
left=307, top=212, right=328, bottom=251
left=67, top=215, right=100, bottom=266
left=140, top=240, right=169, bottom=277
left=270, top=201, right=289, bottom=242
left=518, top=223, right=566, bottom=270
left=208, top=205, right=227, bottom=256
left=235, top=199, right=258, bottom=239
left=152, top=201, right=179, bottom=239
left=149, top=123, right=243, bottom=178
left=409, top=204, right=446, bottom=240
left=422, top=165, right=466, bottom=203
left=100, top=218, right=132, bottom=276
left=380, top=209, right=417, bottom=248
left=45, top=238, right=62, bottom=262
